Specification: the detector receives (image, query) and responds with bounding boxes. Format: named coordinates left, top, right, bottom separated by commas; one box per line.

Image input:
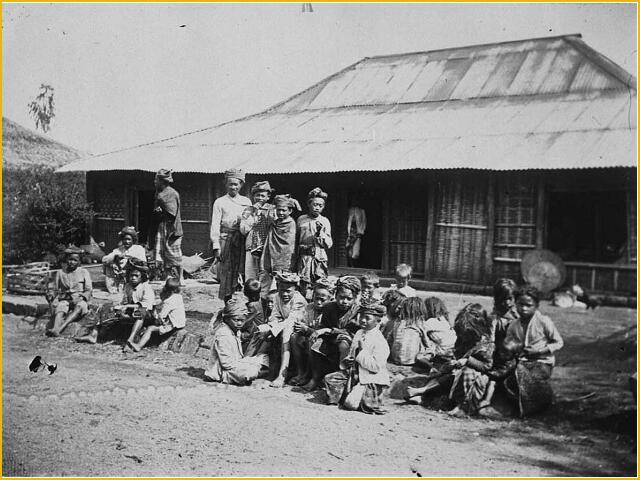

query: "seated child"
left=204, top=293, right=270, bottom=385
left=240, top=279, right=274, bottom=351
left=45, top=247, right=93, bottom=337
left=254, top=272, right=307, bottom=388
left=405, top=303, right=494, bottom=415
left=303, top=275, right=362, bottom=392
left=388, top=297, right=429, bottom=366
left=393, top=263, right=417, bottom=298
left=360, top=271, right=381, bottom=302
left=126, top=277, right=186, bottom=352
left=415, top=296, right=456, bottom=371
left=102, top=226, right=147, bottom=294
left=76, top=260, right=154, bottom=344
left=326, top=298, right=390, bottom=415
left=380, top=289, right=406, bottom=342
left=289, top=280, right=333, bottom=386
left=501, top=285, right=564, bottom=416
left=479, top=278, right=519, bottom=410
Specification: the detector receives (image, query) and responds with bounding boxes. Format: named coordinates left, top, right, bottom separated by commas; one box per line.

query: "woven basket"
left=5, top=262, right=51, bottom=295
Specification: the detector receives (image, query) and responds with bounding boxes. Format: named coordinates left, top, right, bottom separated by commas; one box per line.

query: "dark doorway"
left=547, top=191, right=627, bottom=263
left=135, top=190, right=156, bottom=244
left=346, top=190, right=383, bottom=270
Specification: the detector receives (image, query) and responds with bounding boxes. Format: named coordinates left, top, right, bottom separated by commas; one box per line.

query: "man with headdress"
left=211, top=169, right=252, bottom=300
left=239, top=180, right=277, bottom=281
left=45, top=246, right=93, bottom=337
left=204, top=292, right=270, bottom=385
left=102, top=226, right=147, bottom=294
left=259, top=194, right=300, bottom=297
left=297, top=187, right=333, bottom=300
left=148, top=169, right=184, bottom=282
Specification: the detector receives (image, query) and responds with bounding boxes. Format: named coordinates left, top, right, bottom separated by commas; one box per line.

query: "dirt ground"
left=2, top=285, right=637, bottom=476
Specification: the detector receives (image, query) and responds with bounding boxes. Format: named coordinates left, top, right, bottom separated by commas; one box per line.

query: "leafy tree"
left=28, top=84, right=55, bottom=133
left=3, top=165, right=93, bottom=265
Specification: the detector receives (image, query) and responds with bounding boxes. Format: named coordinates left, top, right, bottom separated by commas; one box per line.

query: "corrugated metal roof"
left=59, top=35, right=637, bottom=174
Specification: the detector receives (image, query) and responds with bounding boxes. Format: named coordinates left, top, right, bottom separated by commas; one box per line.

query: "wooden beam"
left=484, top=176, right=496, bottom=283
left=424, top=180, right=436, bottom=280
left=535, top=175, right=546, bottom=249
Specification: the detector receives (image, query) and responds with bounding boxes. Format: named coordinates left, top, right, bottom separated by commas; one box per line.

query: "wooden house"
left=60, top=35, right=637, bottom=299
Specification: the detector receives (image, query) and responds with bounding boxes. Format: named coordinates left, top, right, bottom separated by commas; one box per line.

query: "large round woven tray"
left=521, top=249, right=566, bottom=293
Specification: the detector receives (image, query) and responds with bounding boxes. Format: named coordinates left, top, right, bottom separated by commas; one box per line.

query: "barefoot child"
left=501, top=285, right=564, bottom=416
left=297, top=187, right=333, bottom=299
left=46, top=247, right=93, bottom=337
left=127, top=277, right=186, bottom=352
left=254, top=272, right=307, bottom=387
left=204, top=294, right=270, bottom=385
left=328, top=298, right=390, bottom=414
left=260, top=194, right=300, bottom=297
left=289, top=281, right=333, bottom=386
left=303, top=275, right=361, bottom=391
left=76, top=260, right=154, bottom=344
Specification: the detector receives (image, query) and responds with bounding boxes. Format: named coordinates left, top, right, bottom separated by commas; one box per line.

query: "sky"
left=2, top=2, right=637, bottom=155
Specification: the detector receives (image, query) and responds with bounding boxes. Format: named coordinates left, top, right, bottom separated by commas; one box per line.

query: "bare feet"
left=289, top=374, right=309, bottom=386
left=270, top=376, right=285, bottom=388
left=302, top=379, right=319, bottom=392
left=447, top=406, right=466, bottom=418
left=75, top=331, right=98, bottom=344
left=130, top=342, right=141, bottom=352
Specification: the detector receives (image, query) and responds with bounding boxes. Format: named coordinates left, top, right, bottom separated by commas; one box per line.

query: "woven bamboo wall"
left=389, top=191, right=427, bottom=275
left=431, top=177, right=488, bottom=283
left=627, top=188, right=637, bottom=263
left=493, top=177, right=537, bottom=282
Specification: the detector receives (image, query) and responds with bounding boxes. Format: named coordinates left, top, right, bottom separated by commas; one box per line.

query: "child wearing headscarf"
left=297, top=187, right=333, bottom=300
left=303, top=275, right=361, bottom=391
left=325, top=298, right=390, bottom=415
left=204, top=293, right=270, bottom=385
left=240, top=181, right=277, bottom=281
left=260, top=194, right=300, bottom=297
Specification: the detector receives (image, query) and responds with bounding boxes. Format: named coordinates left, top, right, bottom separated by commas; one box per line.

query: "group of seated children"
left=47, top=244, right=186, bottom=352
left=49, top=241, right=564, bottom=418
left=398, top=280, right=564, bottom=417
left=203, top=262, right=564, bottom=418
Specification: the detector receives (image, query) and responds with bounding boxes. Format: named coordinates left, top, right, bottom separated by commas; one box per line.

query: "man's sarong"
left=217, top=229, right=245, bottom=300
left=154, top=220, right=183, bottom=267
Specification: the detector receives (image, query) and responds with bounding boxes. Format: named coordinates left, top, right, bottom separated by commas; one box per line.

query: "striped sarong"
left=154, top=220, right=183, bottom=267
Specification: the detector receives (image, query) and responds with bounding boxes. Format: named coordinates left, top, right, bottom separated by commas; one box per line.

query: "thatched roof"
left=2, top=117, right=85, bottom=169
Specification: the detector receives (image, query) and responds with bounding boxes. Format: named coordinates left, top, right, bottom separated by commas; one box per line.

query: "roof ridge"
left=562, top=36, right=637, bottom=91
left=363, top=33, right=584, bottom=61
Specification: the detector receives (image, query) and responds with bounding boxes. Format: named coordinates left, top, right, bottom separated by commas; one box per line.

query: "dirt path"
left=3, top=306, right=636, bottom=477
